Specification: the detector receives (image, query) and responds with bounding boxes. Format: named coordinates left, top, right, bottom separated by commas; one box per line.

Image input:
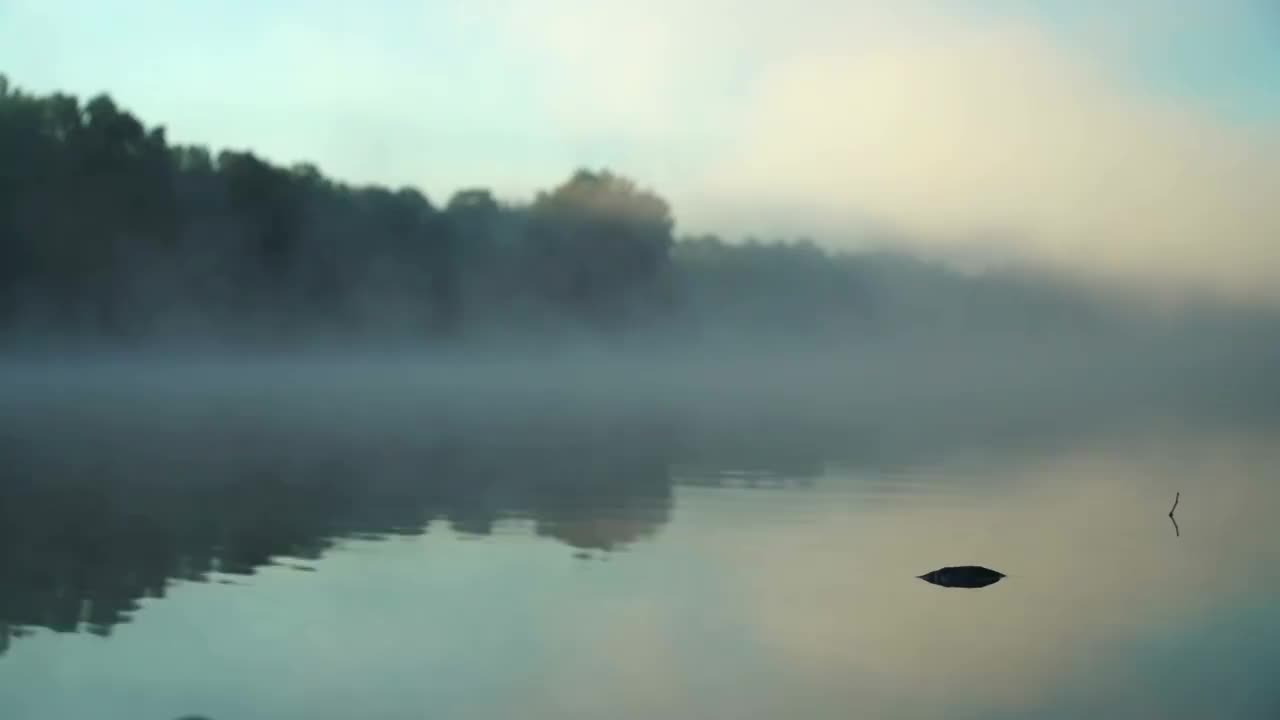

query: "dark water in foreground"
left=1, top=386, right=1277, bottom=719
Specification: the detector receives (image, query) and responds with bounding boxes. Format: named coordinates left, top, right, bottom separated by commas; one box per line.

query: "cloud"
left=505, top=1, right=1280, bottom=300
left=704, top=20, right=1280, bottom=299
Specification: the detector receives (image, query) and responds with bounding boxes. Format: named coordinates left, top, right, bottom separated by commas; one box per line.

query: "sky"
left=2, top=0, right=1279, bottom=298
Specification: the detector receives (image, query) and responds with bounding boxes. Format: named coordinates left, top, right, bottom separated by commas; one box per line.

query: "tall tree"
left=526, top=170, right=673, bottom=326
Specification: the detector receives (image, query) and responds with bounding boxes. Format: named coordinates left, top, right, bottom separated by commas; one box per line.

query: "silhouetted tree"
left=0, top=77, right=1122, bottom=343
left=525, top=170, right=674, bottom=328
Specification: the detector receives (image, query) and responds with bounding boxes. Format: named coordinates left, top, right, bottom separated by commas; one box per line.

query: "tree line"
left=0, top=76, right=1111, bottom=345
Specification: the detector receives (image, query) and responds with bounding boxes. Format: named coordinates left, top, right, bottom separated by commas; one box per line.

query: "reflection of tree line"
left=0, top=400, right=1175, bottom=654
left=0, top=423, right=717, bottom=653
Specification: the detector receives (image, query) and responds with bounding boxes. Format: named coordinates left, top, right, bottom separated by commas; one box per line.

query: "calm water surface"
left=1, top=389, right=1277, bottom=719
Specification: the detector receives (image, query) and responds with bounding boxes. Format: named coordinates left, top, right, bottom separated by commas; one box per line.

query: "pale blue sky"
left=2, top=1, right=1278, bottom=292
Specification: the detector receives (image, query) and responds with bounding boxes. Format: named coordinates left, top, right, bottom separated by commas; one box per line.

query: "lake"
left=1, top=370, right=1278, bottom=720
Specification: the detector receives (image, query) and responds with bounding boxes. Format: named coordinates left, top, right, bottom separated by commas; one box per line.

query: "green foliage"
left=526, top=170, right=673, bottom=325
left=0, top=77, right=1107, bottom=343
left=0, top=81, right=678, bottom=339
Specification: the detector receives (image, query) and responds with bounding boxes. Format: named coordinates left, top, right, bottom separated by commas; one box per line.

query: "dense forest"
left=0, top=75, right=1240, bottom=346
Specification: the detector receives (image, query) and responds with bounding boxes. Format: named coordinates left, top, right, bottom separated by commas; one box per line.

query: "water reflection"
left=0, top=399, right=1102, bottom=655
left=0, top=418, right=685, bottom=652
left=2, top=396, right=1279, bottom=720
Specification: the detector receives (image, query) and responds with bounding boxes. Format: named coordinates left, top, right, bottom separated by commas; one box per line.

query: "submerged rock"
left=918, top=566, right=1005, bottom=588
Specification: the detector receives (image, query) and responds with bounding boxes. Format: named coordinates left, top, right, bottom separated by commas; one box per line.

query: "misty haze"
left=2, top=2, right=1279, bottom=719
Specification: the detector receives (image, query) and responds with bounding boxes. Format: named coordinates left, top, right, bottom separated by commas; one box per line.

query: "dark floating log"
left=918, top=565, right=1006, bottom=589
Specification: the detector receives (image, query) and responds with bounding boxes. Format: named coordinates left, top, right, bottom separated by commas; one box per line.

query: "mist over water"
left=2, top=368, right=1278, bottom=719
left=3, top=58, right=1280, bottom=720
